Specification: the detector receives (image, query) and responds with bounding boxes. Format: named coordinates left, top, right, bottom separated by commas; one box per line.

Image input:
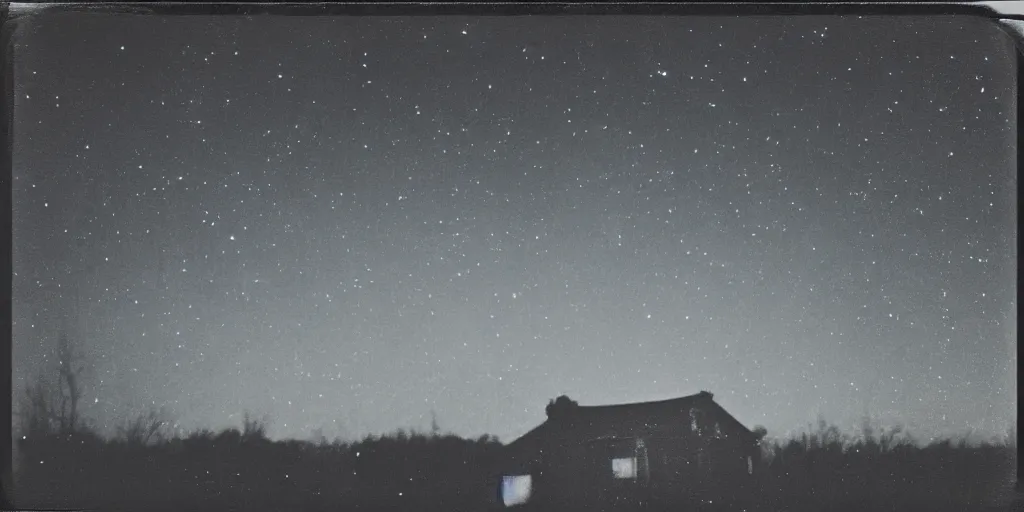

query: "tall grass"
left=747, top=419, right=1016, bottom=512
left=14, top=414, right=504, bottom=512
left=12, top=415, right=1016, bottom=512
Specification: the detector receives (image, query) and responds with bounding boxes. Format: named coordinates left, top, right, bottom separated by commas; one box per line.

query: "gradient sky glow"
left=12, top=13, right=1018, bottom=444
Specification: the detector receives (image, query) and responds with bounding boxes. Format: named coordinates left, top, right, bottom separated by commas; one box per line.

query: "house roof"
left=572, top=391, right=715, bottom=419
left=504, top=391, right=754, bottom=453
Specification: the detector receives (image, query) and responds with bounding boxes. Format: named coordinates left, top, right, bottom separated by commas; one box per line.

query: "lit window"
left=501, top=475, right=532, bottom=506
left=612, top=457, right=637, bottom=479
left=747, top=456, right=753, bottom=475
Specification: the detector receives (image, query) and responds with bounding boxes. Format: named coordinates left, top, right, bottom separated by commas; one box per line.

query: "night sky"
left=12, top=13, right=1018, bottom=444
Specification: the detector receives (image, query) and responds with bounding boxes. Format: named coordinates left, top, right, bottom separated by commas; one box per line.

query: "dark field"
left=12, top=418, right=1017, bottom=512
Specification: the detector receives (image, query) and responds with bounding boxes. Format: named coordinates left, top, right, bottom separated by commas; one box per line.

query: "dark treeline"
left=12, top=336, right=1017, bottom=512
left=15, top=415, right=504, bottom=512
left=13, top=415, right=1017, bottom=512
left=746, top=420, right=1016, bottom=512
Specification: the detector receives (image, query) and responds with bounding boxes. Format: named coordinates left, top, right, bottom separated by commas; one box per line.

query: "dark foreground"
left=12, top=424, right=1018, bottom=512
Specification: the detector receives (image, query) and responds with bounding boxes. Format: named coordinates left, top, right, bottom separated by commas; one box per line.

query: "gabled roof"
left=571, top=391, right=716, bottom=420
left=504, top=391, right=754, bottom=452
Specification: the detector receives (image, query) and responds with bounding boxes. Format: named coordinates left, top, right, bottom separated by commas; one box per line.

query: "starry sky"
left=11, top=13, right=1018, bottom=444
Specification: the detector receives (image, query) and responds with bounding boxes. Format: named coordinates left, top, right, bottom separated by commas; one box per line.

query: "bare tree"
left=16, top=332, right=88, bottom=437
left=430, top=410, right=440, bottom=437
left=16, top=373, right=61, bottom=437
left=310, top=427, right=327, bottom=446
left=118, top=408, right=171, bottom=446
left=241, top=411, right=269, bottom=442
left=56, top=332, right=85, bottom=434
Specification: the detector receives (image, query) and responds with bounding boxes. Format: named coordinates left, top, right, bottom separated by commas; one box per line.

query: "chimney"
left=545, top=395, right=579, bottom=420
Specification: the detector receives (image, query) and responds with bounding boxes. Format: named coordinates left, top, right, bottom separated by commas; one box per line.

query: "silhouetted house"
left=495, top=391, right=761, bottom=510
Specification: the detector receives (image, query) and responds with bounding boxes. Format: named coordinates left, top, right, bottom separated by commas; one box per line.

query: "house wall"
left=496, top=402, right=759, bottom=508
